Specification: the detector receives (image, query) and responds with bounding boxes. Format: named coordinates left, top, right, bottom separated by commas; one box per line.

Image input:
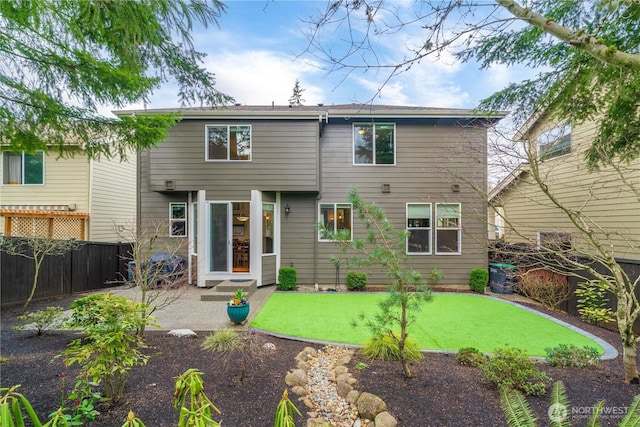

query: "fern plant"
left=501, top=380, right=640, bottom=427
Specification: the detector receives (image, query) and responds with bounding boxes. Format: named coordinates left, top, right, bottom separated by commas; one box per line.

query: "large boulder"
left=356, top=392, right=387, bottom=420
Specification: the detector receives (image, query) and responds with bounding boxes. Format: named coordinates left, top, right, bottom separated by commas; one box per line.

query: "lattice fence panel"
left=7, top=216, right=85, bottom=239
left=11, top=217, right=50, bottom=238
left=51, top=217, right=84, bottom=239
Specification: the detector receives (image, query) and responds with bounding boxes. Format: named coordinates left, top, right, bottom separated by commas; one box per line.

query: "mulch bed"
left=1, top=293, right=638, bottom=426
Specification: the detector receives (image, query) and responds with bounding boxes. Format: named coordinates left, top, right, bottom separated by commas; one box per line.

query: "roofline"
left=488, top=163, right=529, bottom=202
left=112, top=106, right=508, bottom=121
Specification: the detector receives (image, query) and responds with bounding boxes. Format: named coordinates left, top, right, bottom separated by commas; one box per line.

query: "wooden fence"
left=1, top=238, right=132, bottom=307
left=489, top=242, right=640, bottom=333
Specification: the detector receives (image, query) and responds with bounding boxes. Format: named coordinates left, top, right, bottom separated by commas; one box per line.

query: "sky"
left=134, top=0, right=534, bottom=111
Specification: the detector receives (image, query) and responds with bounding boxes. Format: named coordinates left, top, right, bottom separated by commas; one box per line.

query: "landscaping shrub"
left=516, top=270, right=571, bottom=310
left=544, top=344, right=601, bottom=368
left=479, top=346, right=550, bottom=396
left=428, top=267, right=444, bottom=287
left=575, top=280, right=615, bottom=325
left=12, top=306, right=66, bottom=336
left=58, top=293, right=155, bottom=402
left=346, top=271, right=367, bottom=291
left=278, top=267, right=297, bottom=290
left=456, top=347, right=486, bottom=367
left=469, top=268, right=488, bottom=293
left=361, top=333, right=423, bottom=361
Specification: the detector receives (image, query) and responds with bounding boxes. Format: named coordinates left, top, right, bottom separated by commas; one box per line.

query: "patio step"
left=200, top=279, right=256, bottom=301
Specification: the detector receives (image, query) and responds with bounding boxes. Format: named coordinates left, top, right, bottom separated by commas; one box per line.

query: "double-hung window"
left=353, top=123, right=395, bottom=165
left=169, top=203, right=187, bottom=237
left=435, top=203, right=461, bottom=254
left=406, top=203, right=431, bottom=254
left=206, top=125, right=251, bottom=161
left=537, top=123, right=571, bottom=160
left=2, top=151, right=44, bottom=185
left=319, top=203, right=352, bottom=241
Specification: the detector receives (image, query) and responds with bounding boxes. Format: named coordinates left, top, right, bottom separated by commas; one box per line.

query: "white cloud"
left=207, top=50, right=326, bottom=105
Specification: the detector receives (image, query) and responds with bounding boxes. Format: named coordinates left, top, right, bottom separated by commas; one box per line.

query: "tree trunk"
left=619, top=315, right=639, bottom=383
left=23, top=255, right=44, bottom=313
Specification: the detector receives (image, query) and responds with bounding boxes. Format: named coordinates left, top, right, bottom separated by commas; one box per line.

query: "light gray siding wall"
left=314, top=123, right=488, bottom=285
left=89, top=152, right=136, bottom=242
left=498, top=120, right=640, bottom=261
left=147, top=119, right=319, bottom=193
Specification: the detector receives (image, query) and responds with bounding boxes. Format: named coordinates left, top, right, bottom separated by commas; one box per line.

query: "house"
left=0, top=148, right=136, bottom=242
left=113, top=104, right=505, bottom=288
left=488, top=116, right=640, bottom=262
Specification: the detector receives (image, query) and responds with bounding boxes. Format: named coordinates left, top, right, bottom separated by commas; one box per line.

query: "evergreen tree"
left=288, top=79, right=306, bottom=106
left=0, top=0, right=233, bottom=159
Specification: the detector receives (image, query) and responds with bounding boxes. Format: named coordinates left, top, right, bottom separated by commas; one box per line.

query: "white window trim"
left=169, top=202, right=187, bottom=237
left=318, top=203, right=353, bottom=242
left=435, top=202, right=461, bottom=255
left=204, top=124, right=252, bottom=162
left=406, top=202, right=432, bottom=255
left=2, top=150, right=45, bottom=186
left=190, top=202, right=198, bottom=255
left=352, top=123, right=396, bottom=166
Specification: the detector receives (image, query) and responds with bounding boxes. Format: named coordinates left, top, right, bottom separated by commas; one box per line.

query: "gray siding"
left=147, top=119, right=319, bottom=193
left=313, top=123, right=488, bottom=285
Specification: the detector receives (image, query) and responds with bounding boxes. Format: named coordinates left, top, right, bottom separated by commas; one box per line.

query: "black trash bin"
left=488, top=263, right=517, bottom=294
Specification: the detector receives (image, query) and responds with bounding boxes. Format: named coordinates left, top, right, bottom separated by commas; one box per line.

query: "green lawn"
left=250, top=292, right=605, bottom=357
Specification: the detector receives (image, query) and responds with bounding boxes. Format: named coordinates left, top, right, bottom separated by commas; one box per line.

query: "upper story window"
left=206, top=125, right=251, bottom=161
left=407, top=203, right=431, bottom=254
left=537, top=123, right=571, bottom=160
left=169, top=203, right=187, bottom=237
left=353, top=123, right=395, bottom=165
left=2, top=151, right=44, bottom=185
left=319, top=203, right=352, bottom=241
left=435, top=203, right=461, bottom=254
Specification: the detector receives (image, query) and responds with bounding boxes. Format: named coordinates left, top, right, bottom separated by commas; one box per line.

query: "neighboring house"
left=113, top=104, right=505, bottom=288
left=488, top=116, right=640, bottom=261
left=0, top=149, right=136, bottom=242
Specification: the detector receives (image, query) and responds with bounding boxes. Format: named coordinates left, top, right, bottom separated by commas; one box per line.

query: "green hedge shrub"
left=469, top=268, right=489, bottom=293
left=278, top=267, right=297, bottom=291
left=346, top=271, right=367, bottom=291
left=479, top=346, right=550, bottom=396
left=544, top=343, right=601, bottom=368
left=456, top=347, right=486, bottom=367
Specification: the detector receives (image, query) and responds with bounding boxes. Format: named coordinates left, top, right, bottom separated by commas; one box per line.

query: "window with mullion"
left=435, top=203, right=461, bottom=254
left=353, top=123, right=395, bottom=165
left=206, top=125, right=251, bottom=161
left=406, top=203, right=431, bottom=254
left=2, top=151, right=44, bottom=185
left=318, top=203, right=352, bottom=241
left=169, top=203, right=187, bottom=237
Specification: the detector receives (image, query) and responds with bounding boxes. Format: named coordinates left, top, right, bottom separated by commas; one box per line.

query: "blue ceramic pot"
left=227, top=302, right=250, bottom=324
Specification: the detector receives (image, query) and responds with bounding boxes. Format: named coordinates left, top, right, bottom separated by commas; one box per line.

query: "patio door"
left=208, top=202, right=251, bottom=273
left=209, top=203, right=229, bottom=272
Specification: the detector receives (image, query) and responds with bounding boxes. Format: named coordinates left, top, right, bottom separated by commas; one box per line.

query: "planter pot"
left=227, top=302, right=250, bottom=324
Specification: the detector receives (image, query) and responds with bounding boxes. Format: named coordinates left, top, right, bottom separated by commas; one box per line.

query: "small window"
left=538, top=123, right=571, bottom=160
left=206, top=125, right=251, bottom=161
left=353, top=123, right=395, bottom=165
left=319, top=203, right=352, bottom=241
left=170, top=203, right=187, bottom=237
left=436, top=203, right=461, bottom=254
left=262, top=203, right=274, bottom=254
left=407, top=203, right=431, bottom=254
left=2, top=151, right=44, bottom=185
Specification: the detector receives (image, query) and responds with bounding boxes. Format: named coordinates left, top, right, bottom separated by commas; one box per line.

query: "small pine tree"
left=288, top=79, right=306, bottom=106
